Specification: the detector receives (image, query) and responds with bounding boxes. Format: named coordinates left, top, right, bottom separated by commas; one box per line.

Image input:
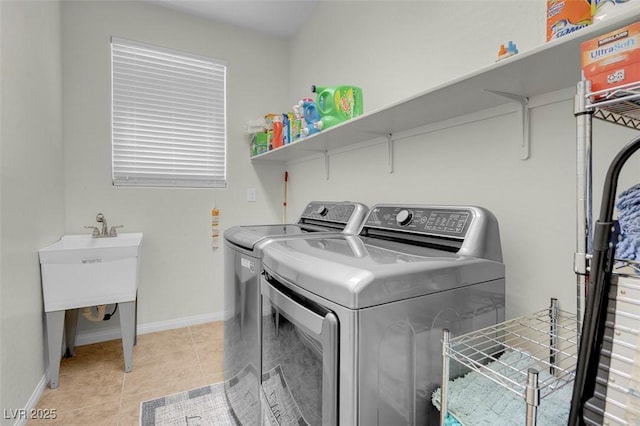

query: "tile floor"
left=28, top=321, right=224, bottom=426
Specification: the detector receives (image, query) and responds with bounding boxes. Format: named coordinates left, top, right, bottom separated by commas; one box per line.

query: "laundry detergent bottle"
left=311, top=85, right=363, bottom=130
left=301, top=99, right=322, bottom=136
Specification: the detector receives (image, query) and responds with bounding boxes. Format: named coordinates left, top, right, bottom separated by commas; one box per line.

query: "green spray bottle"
left=311, top=85, right=363, bottom=130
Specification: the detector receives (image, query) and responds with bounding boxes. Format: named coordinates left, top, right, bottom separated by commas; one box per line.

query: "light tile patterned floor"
left=28, top=321, right=224, bottom=426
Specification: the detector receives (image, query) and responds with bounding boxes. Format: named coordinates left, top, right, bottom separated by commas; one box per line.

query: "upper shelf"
left=252, top=11, right=640, bottom=163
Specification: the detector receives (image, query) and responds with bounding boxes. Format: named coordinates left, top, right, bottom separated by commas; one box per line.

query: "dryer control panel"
left=360, top=204, right=502, bottom=262
left=364, top=205, right=472, bottom=239
left=299, top=202, right=356, bottom=224
left=296, top=201, right=369, bottom=235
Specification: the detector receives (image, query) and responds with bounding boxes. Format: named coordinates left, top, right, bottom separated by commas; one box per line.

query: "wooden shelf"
left=251, top=11, right=640, bottom=163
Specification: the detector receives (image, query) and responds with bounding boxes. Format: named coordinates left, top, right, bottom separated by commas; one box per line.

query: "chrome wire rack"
left=440, top=299, right=580, bottom=426
left=587, top=82, right=640, bottom=129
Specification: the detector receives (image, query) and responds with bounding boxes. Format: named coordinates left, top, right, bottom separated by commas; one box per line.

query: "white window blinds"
left=111, top=37, right=227, bottom=188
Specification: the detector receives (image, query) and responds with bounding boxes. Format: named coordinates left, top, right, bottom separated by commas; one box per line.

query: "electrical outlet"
left=247, top=188, right=257, bottom=202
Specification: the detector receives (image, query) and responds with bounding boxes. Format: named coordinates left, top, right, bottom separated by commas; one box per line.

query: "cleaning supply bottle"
left=311, top=85, right=363, bottom=130
left=282, top=113, right=290, bottom=145
left=211, top=207, right=220, bottom=248
left=272, top=115, right=283, bottom=149
left=301, top=99, right=322, bottom=136
left=292, top=104, right=303, bottom=140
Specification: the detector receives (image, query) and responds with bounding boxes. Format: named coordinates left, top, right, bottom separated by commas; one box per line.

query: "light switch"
left=247, top=188, right=257, bottom=202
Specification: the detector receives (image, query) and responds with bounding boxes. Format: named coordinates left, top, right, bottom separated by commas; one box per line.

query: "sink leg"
left=64, top=309, right=79, bottom=357
left=240, top=281, right=246, bottom=332
left=120, top=300, right=135, bottom=373
left=134, top=295, right=138, bottom=346
left=45, top=310, right=65, bottom=389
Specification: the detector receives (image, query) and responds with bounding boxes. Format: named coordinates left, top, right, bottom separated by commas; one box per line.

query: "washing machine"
left=259, top=204, right=506, bottom=425
left=222, top=201, right=368, bottom=425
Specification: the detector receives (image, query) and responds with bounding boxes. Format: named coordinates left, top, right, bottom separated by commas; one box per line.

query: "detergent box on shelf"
left=581, top=21, right=640, bottom=94
left=546, top=0, right=592, bottom=41
left=250, top=132, right=268, bottom=156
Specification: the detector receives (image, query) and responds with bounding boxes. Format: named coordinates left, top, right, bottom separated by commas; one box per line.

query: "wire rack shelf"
left=586, top=82, right=640, bottom=129
left=445, top=305, right=579, bottom=400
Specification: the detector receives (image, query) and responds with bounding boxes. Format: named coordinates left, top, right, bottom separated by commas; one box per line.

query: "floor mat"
left=141, top=381, right=235, bottom=426
left=261, top=364, right=309, bottom=426
left=140, top=363, right=307, bottom=426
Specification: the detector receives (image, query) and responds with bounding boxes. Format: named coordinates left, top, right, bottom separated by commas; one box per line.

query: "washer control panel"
left=364, top=206, right=473, bottom=238
left=299, top=202, right=356, bottom=224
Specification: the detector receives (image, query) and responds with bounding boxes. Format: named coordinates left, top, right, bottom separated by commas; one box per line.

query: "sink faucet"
left=96, top=213, right=108, bottom=237
left=85, top=213, right=123, bottom=237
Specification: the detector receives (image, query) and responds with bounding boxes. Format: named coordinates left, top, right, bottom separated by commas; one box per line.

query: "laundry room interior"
left=4, top=0, right=640, bottom=425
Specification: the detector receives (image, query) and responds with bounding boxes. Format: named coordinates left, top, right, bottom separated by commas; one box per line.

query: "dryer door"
left=261, top=274, right=338, bottom=426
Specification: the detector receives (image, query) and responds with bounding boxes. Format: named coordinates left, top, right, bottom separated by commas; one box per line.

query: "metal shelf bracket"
left=387, top=133, right=394, bottom=174
left=485, top=90, right=530, bottom=160
left=324, top=150, right=330, bottom=180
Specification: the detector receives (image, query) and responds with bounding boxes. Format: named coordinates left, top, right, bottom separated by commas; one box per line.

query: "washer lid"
left=224, top=224, right=312, bottom=251
left=224, top=201, right=369, bottom=251
left=261, top=235, right=505, bottom=309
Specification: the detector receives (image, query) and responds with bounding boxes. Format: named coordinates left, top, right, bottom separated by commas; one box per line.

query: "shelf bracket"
left=387, top=133, right=394, bottom=174
left=324, top=151, right=330, bottom=180
left=484, top=90, right=530, bottom=160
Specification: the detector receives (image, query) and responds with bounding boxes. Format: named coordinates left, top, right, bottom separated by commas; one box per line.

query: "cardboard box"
left=547, top=0, right=592, bottom=41
left=250, top=132, right=268, bottom=156
left=581, top=21, right=640, bottom=94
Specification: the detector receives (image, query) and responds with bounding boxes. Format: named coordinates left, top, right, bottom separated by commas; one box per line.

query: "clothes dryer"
left=222, top=201, right=368, bottom=425
left=260, top=204, right=506, bottom=425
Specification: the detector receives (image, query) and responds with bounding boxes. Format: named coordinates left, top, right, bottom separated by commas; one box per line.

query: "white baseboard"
left=14, top=374, right=48, bottom=426
left=75, top=310, right=228, bottom=346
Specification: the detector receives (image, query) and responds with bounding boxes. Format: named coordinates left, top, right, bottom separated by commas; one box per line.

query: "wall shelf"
left=250, top=11, right=640, bottom=164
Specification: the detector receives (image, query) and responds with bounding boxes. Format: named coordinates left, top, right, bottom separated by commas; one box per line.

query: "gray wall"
left=285, top=0, right=640, bottom=317
left=4, top=0, right=640, bottom=417
left=289, top=1, right=546, bottom=109
left=61, top=1, right=287, bottom=338
left=1, top=1, right=65, bottom=417
left=1, top=0, right=290, bottom=415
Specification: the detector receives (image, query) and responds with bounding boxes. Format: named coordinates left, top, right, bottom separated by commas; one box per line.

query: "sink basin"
left=39, top=232, right=143, bottom=312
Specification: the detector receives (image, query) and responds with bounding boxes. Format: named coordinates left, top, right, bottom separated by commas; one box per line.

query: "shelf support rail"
left=387, top=133, right=394, bottom=174
left=441, top=329, right=450, bottom=426
left=574, top=80, right=595, bottom=337
left=324, top=151, right=330, bottom=180
left=525, top=369, right=540, bottom=426
left=484, top=90, right=530, bottom=160
left=549, top=298, right=558, bottom=376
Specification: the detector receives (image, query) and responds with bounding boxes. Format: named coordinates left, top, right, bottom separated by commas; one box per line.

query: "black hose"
left=103, top=303, right=118, bottom=321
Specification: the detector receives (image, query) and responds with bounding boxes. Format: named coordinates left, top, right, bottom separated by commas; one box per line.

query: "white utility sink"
left=39, top=232, right=143, bottom=312
left=38, top=232, right=143, bottom=389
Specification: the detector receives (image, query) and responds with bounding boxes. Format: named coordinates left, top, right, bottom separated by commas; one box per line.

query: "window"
left=111, top=37, right=227, bottom=188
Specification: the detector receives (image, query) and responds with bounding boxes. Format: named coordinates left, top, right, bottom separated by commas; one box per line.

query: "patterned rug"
left=140, top=381, right=237, bottom=426
left=140, top=364, right=308, bottom=426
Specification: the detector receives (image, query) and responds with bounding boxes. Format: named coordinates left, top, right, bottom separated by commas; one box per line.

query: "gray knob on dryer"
left=315, top=205, right=328, bottom=216
left=396, top=209, right=413, bottom=226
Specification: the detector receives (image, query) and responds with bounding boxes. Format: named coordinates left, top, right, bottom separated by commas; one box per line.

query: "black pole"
left=569, top=134, right=640, bottom=425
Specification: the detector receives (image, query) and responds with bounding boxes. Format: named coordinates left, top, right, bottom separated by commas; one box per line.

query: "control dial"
left=315, top=205, right=329, bottom=216
left=395, top=209, right=413, bottom=226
